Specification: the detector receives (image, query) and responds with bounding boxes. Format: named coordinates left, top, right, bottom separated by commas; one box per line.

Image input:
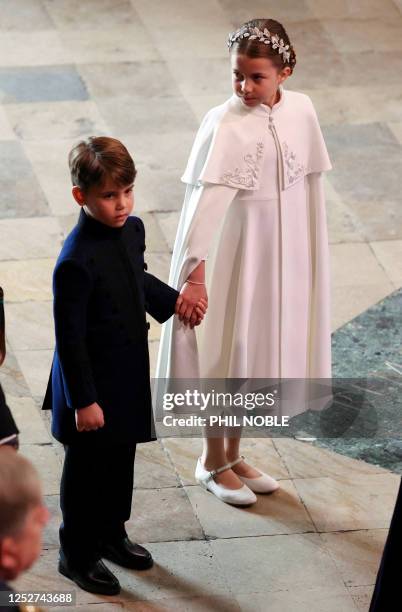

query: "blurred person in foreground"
left=0, top=450, right=49, bottom=611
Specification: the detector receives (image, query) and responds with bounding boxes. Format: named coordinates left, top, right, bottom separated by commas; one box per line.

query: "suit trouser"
left=60, top=440, right=136, bottom=567
left=369, top=477, right=402, bottom=611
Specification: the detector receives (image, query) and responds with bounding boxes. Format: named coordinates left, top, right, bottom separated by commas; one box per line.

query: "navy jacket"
left=370, top=478, right=402, bottom=611
left=42, top=210, right=178, bottom=445
left=0, top=383, right=19, bottom=445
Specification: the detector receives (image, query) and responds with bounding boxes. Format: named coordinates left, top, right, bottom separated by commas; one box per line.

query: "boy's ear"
left=72, top=186, right=85, bottom=207
left=0, top=538, right=18, bottom=579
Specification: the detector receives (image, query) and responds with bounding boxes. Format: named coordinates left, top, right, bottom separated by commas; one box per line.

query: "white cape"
left=156, top=88, right=332, bottom=384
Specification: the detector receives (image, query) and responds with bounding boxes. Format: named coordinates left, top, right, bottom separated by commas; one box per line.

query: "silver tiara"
left=227, top=26, right=291, bottom=64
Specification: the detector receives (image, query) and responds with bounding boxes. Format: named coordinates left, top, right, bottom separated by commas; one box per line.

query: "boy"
left=42, top=137, right=205, bottom=595
left=0, top=449, right=49, bottom=609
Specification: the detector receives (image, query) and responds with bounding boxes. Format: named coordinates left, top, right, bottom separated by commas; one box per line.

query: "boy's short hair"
left=0, top=450, right=42, bottom=539
left=68, top=136, right=137, bottom=192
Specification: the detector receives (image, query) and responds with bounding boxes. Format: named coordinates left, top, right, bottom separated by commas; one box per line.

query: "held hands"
left=75, top=402, right=105, bottom=432
left=175, top=281, right=208, bottom=329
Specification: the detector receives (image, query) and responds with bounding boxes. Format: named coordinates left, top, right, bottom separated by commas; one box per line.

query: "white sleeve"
left=181, top=182, right=238, bottom=272
left=306, top=172, right=331, bottom=378
left=157, top=183, right=237, bottom=380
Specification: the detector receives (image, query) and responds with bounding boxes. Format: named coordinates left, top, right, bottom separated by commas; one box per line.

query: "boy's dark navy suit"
left=42, top=209, right=178, bottom=567
left=43, top=208, right=178, bottom=443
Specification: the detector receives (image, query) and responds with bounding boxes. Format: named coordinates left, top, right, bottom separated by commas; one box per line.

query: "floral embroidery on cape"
left=282, top=142, right=305, bottom=184
left=220, top=142, right=264, bottom=188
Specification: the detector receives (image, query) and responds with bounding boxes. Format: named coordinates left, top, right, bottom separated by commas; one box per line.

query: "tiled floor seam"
left=42, top=528, right=390, bottom=547
left=270, top=439, right=295, bottom=479
left=270, top=439, right=324, bottom=533
left=368, top=240, right=400, bottom=289
left=317, top=532, right=377, bottom=599
left=187, top=529, right=387, bottom=542
left=159, top=439, right=209, bottom=541
left=132, top=485, right=187, bottom=490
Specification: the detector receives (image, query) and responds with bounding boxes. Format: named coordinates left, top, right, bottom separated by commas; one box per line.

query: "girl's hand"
left=189, top=299, right=208, bottom=328
left=175, top=283, right=208, bottom=325
left=75, top=402, right=105, bottom=432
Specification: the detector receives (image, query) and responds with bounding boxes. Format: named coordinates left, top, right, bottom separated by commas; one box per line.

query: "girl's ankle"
left=225, top=454, right=241, bottom=463
left=201, top=457, right=228, bottom=470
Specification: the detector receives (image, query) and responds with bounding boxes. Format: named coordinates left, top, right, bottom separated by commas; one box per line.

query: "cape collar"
left=230, top=85, right=285, bottom=118
left=78, top=208, right=125, bottom=239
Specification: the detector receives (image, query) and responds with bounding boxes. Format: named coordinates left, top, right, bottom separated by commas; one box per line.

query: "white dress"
left=157, top=88, right=332, bottom=406
left=200, top=95, right=284, bottom=378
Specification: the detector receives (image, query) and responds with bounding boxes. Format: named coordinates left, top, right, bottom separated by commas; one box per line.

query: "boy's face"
left=73, top=177, right=135, bottom=228
left=0, top=503, right=49, bottom=581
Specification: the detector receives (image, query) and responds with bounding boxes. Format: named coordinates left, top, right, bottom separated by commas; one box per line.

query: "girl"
left=157, top=19, right=332, bottom=505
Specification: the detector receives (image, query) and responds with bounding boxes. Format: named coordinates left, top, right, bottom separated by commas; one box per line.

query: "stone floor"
left=1, top=0, right=402, bottom=610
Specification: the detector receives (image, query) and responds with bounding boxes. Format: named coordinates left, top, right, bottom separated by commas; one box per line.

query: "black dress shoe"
left=102, top=537, right=153, bottom=570
left=58, top=557, right=120, bottom=595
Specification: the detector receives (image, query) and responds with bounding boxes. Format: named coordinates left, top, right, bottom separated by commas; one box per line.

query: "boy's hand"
left=75, top=402, right=104, bottom=432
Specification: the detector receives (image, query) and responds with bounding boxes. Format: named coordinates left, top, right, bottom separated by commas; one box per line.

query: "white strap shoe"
left=195, top=457, right=257, bottom=506
left=236, top=456, right=280, bottom=493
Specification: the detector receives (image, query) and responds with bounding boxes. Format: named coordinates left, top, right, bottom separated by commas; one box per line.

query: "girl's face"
left=231, top=52, right=291, bottom=108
